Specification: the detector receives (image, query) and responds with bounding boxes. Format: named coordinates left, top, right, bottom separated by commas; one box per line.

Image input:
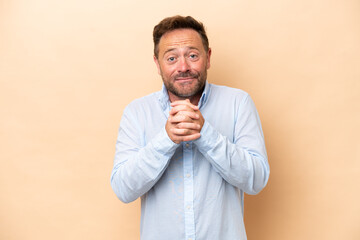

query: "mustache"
left=174, top=72, right=199, bottom=79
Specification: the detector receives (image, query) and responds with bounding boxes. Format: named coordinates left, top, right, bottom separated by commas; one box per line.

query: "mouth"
left=175, top=77, right=195, bottom=80
left=174, top=77, right=196, bottom=84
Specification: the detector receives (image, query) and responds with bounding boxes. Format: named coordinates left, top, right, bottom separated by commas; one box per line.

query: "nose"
left=177, top=57, right=190, bottom=72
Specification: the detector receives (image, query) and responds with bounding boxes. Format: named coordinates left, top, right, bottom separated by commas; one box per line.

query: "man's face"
left=154, top=29, right=211, bottom=99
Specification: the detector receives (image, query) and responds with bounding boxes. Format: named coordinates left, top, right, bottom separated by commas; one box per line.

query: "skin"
left=153, top=29, right=211, bottom=143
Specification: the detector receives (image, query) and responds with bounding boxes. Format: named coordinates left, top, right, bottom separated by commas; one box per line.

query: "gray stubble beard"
left=162, top=70, right=207, bottom=98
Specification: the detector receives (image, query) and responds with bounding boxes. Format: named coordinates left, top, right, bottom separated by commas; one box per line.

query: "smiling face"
left=154, top=28, right=211, bottom=103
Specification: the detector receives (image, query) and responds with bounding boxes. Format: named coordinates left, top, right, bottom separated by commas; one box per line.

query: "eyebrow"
left=162, top=47, right=200, bottom=57
left=163, top=48, right=176, bottom=57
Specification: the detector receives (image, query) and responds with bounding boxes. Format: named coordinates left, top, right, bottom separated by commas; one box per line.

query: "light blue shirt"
left=111, top=82, right=270, bottom=240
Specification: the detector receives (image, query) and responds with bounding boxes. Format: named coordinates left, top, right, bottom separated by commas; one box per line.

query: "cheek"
left=192, top=62, right=205, bottom=72
left=162, top=65, right=177, bottom=76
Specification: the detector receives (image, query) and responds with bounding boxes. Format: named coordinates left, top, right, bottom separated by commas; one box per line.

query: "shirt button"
left=186, top=173, right=191, bottom=178
left=188, top=238, right=192, bottom=240
left=185, top=143, right=190, bottom=148
left=187, top=205, right=191, bottom=210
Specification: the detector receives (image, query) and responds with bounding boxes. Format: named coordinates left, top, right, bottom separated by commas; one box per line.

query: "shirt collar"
left=198, top=81, right=210, bottom=109
left=158, top=81, right=210, bottom=111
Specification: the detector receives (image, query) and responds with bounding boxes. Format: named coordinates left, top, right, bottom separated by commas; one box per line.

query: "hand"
left=165, top=99, right=204, bottom=144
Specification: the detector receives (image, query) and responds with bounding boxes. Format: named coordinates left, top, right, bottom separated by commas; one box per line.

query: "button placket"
left=183, top=141, right=195, bottom=240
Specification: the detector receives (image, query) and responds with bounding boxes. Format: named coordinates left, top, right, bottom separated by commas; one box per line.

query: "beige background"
left=1, top=0, right=359, bottom=239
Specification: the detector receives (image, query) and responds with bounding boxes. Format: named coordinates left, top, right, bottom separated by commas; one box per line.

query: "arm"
left=194, top=94, right=269, bottom=195
left=110, top=106, right=179, bottom=203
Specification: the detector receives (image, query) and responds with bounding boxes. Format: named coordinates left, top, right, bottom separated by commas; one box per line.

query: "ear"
left=153, top=55, right=161, bottom=75
left=206, top=48, right=212, bottom=69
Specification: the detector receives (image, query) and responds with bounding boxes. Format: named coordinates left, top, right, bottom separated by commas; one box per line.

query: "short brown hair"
left=153, top=15, right=209, bottom=58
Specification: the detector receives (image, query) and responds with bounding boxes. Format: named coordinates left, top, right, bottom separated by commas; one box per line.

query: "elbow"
left=249, top=182, right=266, bottom=195
left=110, top=176, right=138, bottom=204
left=246, top=181, right=267, bottom=195
left=245, top=162, right=270, bottom=195
left=249, top=167, right=270, bottom=195
left=117, top=194, right=137, bottom=204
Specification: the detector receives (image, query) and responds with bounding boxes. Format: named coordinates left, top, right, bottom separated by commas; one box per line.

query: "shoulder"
left=208, top=83, right=249, bottom=103
left=123, top=90, right=161, bottom=115
left=206, top=83, right=259, bottom=120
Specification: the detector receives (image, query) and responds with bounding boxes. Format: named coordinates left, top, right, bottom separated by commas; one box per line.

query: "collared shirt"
left=111, top=81, right=270, bottom=240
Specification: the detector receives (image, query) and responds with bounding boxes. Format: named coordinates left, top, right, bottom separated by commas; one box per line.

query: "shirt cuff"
left=151, top=126, right=180, bottom=156
left=193, top=120, right=219, bottom=152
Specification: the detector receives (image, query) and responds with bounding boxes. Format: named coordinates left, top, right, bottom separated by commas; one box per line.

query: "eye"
left=189, top=54, right=198, bottom=60
left=167, top=56, right=176, bottom=62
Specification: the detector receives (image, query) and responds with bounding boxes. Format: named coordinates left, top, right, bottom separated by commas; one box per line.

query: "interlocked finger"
left=169, top=111, right=197, bottom=123
left=170, top=99, right=199, bottom=111
left=171, top=128, right=195, bottom=136
left=176, top=122, right=201, bottom=130
left=170, top=105, right=199, bottom=119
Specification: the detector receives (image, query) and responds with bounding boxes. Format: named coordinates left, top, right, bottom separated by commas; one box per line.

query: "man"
left=111, top=15, right=269, bottom=240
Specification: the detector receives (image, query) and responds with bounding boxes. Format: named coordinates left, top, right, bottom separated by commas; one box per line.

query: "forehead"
left=158, top=29, right=204, bottom=54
